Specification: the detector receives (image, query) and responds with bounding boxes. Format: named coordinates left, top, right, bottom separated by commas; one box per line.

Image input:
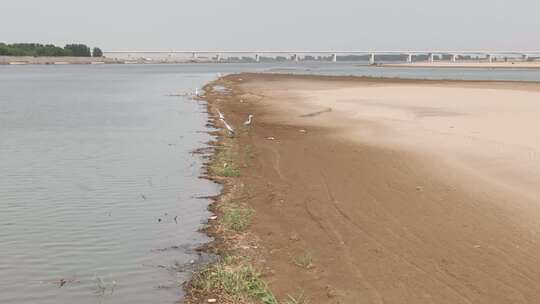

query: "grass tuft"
left=293, top=252, right=314, bottom=269
left=190, top=257, right=277, bottom=304
left=214, top=166, right=240, bottom=177
left=222, top=204, right=253, bottom=232
left=210, top=147, right=240, bottom=177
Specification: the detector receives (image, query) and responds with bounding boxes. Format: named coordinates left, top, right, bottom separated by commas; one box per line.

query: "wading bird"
left=221, top=119, right=235, bottom=136
left=243, top=114, right=254, bottom=126
left=217, top=109, right=225, bottom=120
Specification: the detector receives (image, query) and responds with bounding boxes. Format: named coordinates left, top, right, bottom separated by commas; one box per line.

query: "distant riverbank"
left=381, top=61, right=540, bottom=69
left=0, top=56, right=122, bottom=65
left=4, top=57, right=540, bottom=69
left=0, top=56, right=219, bottom=65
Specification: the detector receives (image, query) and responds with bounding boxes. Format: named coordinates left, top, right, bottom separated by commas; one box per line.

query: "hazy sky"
left=2, top=0, right=539, bottom=51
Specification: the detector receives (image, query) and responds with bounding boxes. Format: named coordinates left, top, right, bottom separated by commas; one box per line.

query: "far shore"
left=0, top=56, right=122, bottom=65
left=0, top=56, right=216, bottom=65
left=381, top=60, right=540, bottom=69
left=188, top=73, right=540, bottom=303
left=4, top=56, right=540, bottom=69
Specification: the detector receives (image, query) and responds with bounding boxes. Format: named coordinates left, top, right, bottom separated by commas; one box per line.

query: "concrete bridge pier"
left=522, top=54, right=529, bottom=61
left=451, top=54, right=458, bottom=62
left=428, top=53, right=435, bottom=63
left=216, top=53, right=221, bottom=62
left=255, top=54, right=260, bottom=62
left=486, top=54, right=493, bottom=62
left=291, top=54, right=299, bottom=62
left=369, top=53, right=375, bottom=65
left=406, top=54, right=413, bottom=63
left=331, top=53, right=337, bottom=62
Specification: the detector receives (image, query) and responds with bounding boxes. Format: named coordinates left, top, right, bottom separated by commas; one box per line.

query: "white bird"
left=221, top=119, right=235, bottom=136
left=243, top=114, right=254, bottom=126
left=217, top=109, right=225, bottom=120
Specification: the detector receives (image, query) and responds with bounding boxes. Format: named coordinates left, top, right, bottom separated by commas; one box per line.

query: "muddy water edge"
left=184, top=75, right=278, bottom=304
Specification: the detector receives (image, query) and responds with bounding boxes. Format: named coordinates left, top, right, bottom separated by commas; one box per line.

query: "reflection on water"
left=1, top=62, right=539, bottom=304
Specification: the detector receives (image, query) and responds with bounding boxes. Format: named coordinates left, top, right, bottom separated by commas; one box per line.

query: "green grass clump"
left=214, top=166, right=240, bottom=177
left=210, top=147, right=240, bottom=177
left=223, top=204, right=253, bottom=232
left=191, top=258, right=277, bottom=304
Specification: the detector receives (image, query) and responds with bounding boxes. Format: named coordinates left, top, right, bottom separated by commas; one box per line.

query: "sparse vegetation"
left=245, top=145, right=254, bottom=158
left=216, top=165, right=240, bottom=177
left=222, top=204, right=253, bottom=232
left=241, top=144, right=255, bottom=167
left=209, top=146, right=240, bottom=177
left=190, top=257, right=277, bottom=304
left=293, top=252, right=314, bottom=269
left=186, top=90, right=277, bottom=303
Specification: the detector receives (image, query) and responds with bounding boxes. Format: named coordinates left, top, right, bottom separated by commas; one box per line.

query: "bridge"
left=103, top=50, right=540, bottom=64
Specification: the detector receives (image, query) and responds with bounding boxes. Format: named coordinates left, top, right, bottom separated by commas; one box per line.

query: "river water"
left=1, top=62, right=539, bottom=304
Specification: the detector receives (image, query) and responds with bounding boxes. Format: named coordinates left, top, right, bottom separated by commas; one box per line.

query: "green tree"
left=92, top=47, right=103, bottom=57
left=0, top=42, right=71, bottom=56
left=64, top=44, right=91, bottom=57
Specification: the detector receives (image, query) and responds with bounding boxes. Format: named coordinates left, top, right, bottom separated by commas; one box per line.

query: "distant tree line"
left=0, top=43, right=103, bottom=57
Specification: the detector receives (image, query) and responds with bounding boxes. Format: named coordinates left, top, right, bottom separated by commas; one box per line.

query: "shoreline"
left=185, top=73, right=540, bottom=303
left=184, top=78, right=277, bottom=303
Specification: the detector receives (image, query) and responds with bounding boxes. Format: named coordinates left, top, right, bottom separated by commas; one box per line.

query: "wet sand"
left=203, top=73, right=540, bottom=303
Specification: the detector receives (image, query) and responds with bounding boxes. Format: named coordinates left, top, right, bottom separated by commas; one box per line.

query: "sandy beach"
left=193, top=73, right=540, bottom=303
